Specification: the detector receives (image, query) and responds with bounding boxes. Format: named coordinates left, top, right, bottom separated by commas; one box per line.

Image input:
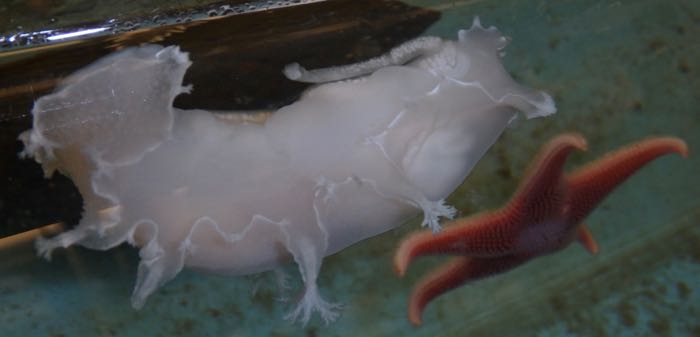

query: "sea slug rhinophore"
left=20, top=18, right=555, bottom=324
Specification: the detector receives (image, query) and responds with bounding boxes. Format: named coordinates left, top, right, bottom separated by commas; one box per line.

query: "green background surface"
left=1, top=0, right=698, bottom=336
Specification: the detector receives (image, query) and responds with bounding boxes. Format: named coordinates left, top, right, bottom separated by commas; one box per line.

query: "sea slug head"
left=399, top=18, right=556, bottom=201
left=458, top=17, right=511, bottom=52
left=445, top=17, right=514, bottom=84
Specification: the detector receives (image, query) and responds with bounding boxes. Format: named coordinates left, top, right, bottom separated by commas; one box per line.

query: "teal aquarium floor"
left=1, top=0, right=699, bottom=336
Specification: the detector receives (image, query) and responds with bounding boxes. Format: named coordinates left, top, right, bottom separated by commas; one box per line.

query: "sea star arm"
left=576, top=224, right=599, bottom=254
left=407, top=254, right=531, bottom=326
left=394, top=211, right=513, bottom=276
left=506, top=133, right=587, bottom=222
left=394, top=133, right=588, bottom=276
left=394, top=133, right=688, bottom=327
left=566, top=137, right=689, bottom=224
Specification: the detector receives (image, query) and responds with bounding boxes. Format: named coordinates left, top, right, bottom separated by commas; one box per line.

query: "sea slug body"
left=20, top=18, right=555, bottom=324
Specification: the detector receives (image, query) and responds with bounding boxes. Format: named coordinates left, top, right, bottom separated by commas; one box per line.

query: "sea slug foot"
left=531, top=92, right=557, bottom=118
left=35, top=237, right=56, bottom=260
left=131, top=259, right=165, bottom=310
left=283, top=62, right=304, bottom=80
left=35, top=229, right=87, bottom=260
left=418, top=199, right=456, bottom=233
left=285, top=285, right=342, bottom=326
left=130, top=239, right=184, bottom=310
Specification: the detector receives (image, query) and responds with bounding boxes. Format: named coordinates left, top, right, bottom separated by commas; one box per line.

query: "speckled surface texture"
left=1, top=0, right=699, bottom=336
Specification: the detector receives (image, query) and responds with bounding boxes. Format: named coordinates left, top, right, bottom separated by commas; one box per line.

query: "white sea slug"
left=20, top=18, right=555, bottom=324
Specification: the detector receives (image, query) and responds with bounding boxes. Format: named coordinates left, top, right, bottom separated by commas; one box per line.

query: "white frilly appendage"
left=283, top=36, right=443, bottom=83
left=417, top=199, right=457, bottom=233
left=20, top=17, right=556, bottom=325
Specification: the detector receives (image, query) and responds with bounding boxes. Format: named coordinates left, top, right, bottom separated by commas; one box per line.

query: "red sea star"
left=393, top=133, right=688, bottom=325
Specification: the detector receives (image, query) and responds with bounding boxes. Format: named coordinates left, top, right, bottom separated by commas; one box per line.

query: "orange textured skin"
left=394, top=133, right=688, bottom=326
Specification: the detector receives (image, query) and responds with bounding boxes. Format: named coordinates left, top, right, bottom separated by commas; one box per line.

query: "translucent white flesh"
left=20, top=18, right=555, bottom=324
